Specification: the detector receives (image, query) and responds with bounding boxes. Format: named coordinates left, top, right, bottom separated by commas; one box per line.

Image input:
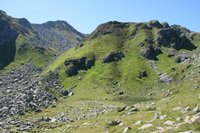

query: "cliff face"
left=0, top=11, right=18, bottom=68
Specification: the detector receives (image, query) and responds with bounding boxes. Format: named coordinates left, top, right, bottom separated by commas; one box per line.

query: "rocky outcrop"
left=140, top=45, right=162, bottom=60
left=60, top=89, right=73, bottom=97
left=175, top=53, right=192, bottom=63
left=89, top=21, right=128, bottom=39
left=148, top=20, right=163, bottom=28
left=102, top=51, right=124, bottom=63
left=156, top=28, right=196, bottom=50
left=65, top=57, right=95, bottom=77
left=159, top=73, right=172, bottom=83
left=171, top=25, right=191, bottom=36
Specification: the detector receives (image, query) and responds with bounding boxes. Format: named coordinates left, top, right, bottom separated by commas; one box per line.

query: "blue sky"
left=0, top=0, right=199, bottom=33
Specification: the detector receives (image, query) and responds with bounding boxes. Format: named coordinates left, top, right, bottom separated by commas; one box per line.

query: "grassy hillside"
left=43, top=21, right=196, bottom=101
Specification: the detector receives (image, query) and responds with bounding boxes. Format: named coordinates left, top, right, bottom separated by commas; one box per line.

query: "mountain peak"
left=32, top=20, right=84, bottom=38
left=89, top=21, right=128, bottom=39
left=0, top=10, right=7, bottom=16
left=41, top=20, right=70, bottom=29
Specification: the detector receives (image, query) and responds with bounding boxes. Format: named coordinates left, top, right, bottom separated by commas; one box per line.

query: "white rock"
left=173, top=107, right=184, bottom=111
left=193, top=104, right=200, bottom=113
left=156, top=126, right=165, bottom=132
left=118, top=122, right=125, bottom=127
left=159, top=73, right=172, bottom=83
left=134, top=120, right=142, bottom=125
left=127, top=111, right=136, bottom=115
left=185, top=106, right=191, bottom=111
left=159, top=115, right=167, bottom=120
left=138, top=124, right=153, bottom=130
left=190, top=113, right=200, bottom=123
left=13, top=78, right=18, bottom=82
left=82, top=122, right=90, bottom=126
left=164, top=120, right=174, bottom=126
left=50, top=117, right=57, bottom=123
left=184, top=116, right=190, bottom=123
left=176, top=117, right=182, bottom=122
left=123, top=127, right=131, bottom=133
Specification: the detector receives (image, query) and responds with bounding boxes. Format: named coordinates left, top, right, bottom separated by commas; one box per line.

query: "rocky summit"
left=32, top=20, right=84, bottom=52
left=0, top=10, right=200, bottom=133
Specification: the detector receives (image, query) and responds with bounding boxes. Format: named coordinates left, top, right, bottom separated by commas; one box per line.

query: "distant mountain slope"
left=32, top=20, right=84, bottom=52
left=0, top=10, right=84, bottom=70
left=0, top=10, right=37, bottom=69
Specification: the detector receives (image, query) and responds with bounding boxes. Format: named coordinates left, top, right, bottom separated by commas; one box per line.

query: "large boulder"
left=66, top=64, right=78, bottom=77
left=148, top=20, right=162, bottom=28
left=171, top=25, right=191, bottom=36
left=102, top=51, right=124, bottom=63
left=65, top=57, right=95, bottom=77
left=159, top=73, right=172, bottom=83
left=175, top=53, right=192, bottom=63
left=161, top=22, right=170, bottom=28
left=85, top=59, right=95, bottom=69
left=156, top=28, right=196, bottom=50
left=140, top=45, right=162, bottom=60
left=65, top=57, right=86, bottom=69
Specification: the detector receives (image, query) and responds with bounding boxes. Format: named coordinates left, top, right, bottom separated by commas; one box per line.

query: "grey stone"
left=123, top=127, right=132, bottom=133
left=102, top=51, right=124, bottom=63
left=108, top=120, right=121, bottom=126
left=193, top=104, right=200, bottom=113
left=159, top=73, right=172, bottom=83
left=190, top=113, right=200, bottom=123
left=140, top=45, right=162, bottom=60
left=164, top=120, right=175, bottom=126
left=138, top=123, right=153, bottom=130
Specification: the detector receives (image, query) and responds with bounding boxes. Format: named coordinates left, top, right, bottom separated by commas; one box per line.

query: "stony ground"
left=0, top=64, right=57, bottom=129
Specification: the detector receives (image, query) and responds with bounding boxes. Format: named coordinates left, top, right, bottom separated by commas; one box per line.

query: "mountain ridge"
left=31, top=20, right=84, bottom=52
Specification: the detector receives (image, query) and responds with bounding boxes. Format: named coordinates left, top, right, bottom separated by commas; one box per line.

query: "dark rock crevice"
left=0, top=17, right=18, bottom=69
left=0, top=39, right=17, bottom=69
left=156, top=28, right=196, bottom=50
left=102, top=51, right=125, bottom=63
left=65, top=57, right=96, bottom=77
left=140, top=45, right=162, bottom=60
